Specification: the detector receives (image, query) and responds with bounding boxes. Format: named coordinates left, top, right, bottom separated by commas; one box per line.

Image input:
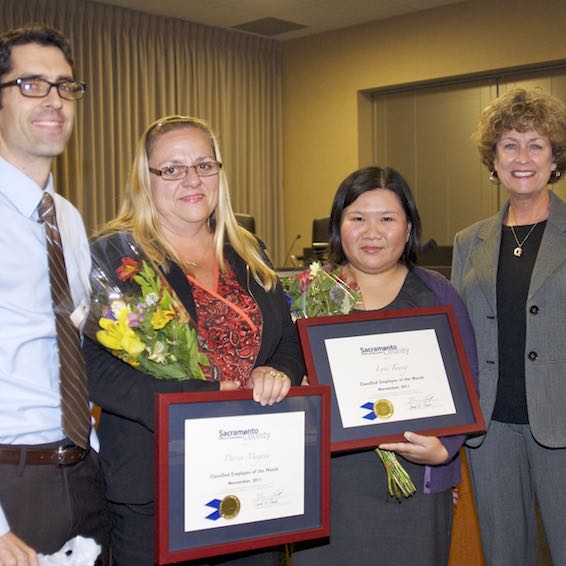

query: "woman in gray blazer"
left=451, top=88, right=566, bottom=565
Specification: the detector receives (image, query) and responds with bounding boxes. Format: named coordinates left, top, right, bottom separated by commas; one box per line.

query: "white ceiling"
left=93, top=0, right=471, bottom=40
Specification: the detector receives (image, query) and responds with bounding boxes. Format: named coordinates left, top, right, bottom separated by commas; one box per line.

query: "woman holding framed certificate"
left=292, top=166, right=478, bottom=566
left=83, top=115, right=304, bottom=565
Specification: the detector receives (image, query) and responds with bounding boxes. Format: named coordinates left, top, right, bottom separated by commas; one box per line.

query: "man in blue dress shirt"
left=0, top=24, right=109, bottom=564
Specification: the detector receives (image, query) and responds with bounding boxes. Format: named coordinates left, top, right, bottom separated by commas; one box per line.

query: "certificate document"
left=325, top=328, right=456, bottom=428
left=184, top=412, right=305, bottom=532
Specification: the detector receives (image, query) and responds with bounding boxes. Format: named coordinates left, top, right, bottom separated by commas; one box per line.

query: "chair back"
left=234, top=213, right=256, bottom=234
left=312, top=216, right=330, bottom=247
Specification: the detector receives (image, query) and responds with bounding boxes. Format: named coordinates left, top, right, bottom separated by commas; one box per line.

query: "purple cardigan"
left=412, top=267, right=479, bottom=493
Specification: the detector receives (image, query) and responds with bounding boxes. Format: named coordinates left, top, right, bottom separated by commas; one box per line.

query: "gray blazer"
left=451, top=191, right=566, bottom=448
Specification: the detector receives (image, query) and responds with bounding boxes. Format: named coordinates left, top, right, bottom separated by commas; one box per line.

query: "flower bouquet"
left=281, top=262, right=416, bottom=500
left=86, top=232, right=209, bottom=381
left=283, top=261, right=360, bottom=320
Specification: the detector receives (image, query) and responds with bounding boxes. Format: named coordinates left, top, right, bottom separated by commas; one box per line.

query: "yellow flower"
left=97, top=307, right=145, bottom=356
left=151, top=308, right=176, bottom=330
left=121, top=353, right=141, bottom=367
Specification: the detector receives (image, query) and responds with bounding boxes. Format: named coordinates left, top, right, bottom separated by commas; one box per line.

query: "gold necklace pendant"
left=510, top=223, right=538, bottom=258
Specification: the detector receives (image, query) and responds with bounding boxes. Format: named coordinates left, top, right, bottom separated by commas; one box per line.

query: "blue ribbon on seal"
left=361, top=402, right=377, bottom=421
left=205, top=498, right=222, bottom=521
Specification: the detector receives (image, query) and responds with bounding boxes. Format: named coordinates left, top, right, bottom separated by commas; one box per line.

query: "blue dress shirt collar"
left=0, top=155, right=54, bottom=220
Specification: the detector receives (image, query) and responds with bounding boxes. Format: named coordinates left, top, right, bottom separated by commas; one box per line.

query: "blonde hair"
left=98, top=115, right=277, bottom=290
left=474, top=88, right=566, bottom=181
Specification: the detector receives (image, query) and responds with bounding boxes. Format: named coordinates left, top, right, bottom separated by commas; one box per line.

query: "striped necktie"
left=38, top=191, right=90, bottom=449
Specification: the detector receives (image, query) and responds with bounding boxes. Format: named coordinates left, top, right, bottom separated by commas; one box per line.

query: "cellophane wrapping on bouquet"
left=85, top=232, right=209, bottom=381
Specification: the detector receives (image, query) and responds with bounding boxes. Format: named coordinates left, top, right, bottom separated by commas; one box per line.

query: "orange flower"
left=116, top=257, right=141, bottom=281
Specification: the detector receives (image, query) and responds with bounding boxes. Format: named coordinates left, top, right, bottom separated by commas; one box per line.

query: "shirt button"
left=529, top=305, right=539, bottom=314
left=425, top=481, right=431, bottom=489
left=528, top=351, right=538, bottom=360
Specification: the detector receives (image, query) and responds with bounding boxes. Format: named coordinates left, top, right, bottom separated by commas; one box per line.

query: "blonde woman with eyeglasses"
left=84, top=115, right=303, bottom=565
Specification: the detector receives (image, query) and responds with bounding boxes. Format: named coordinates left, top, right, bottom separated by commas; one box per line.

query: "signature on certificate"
left=254, top=489, right=286, bottom=508
left=407, top=394, right=436, bottom=409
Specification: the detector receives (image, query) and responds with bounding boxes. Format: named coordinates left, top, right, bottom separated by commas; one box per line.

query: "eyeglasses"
left=0, top=77, right=87, bottom=100
left=149, top=161, right=222, bottom=180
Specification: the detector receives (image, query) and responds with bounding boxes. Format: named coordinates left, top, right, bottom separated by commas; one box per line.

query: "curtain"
left=1, top=0, right=286, bottom=261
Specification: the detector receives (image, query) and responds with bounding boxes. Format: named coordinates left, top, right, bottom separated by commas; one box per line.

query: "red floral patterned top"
left=187, top=262, right=263, bottom=385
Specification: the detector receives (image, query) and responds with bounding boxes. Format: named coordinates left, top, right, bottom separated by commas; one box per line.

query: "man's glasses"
left=0, top=77, right=87, bottom=100
left=149, top=161, right=222, bottom=180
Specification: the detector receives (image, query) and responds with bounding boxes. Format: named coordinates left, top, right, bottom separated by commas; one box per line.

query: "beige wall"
left=282, top=0, right=566, bottom=250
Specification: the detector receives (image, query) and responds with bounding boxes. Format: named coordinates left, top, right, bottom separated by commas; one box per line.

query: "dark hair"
left=0, top=24, right=74, bottom=83
left=328, top=166, right=421, bottom=268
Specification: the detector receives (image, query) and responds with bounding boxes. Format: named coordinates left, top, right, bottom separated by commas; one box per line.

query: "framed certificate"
left=297, top=306, right=484, bottom=452
left=155, top=386, right=330, bottom=564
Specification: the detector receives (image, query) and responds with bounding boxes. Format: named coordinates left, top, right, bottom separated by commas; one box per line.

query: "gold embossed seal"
left=373, top=399, right=394, bottom=420
left=219, top=495, right=241, bottom=520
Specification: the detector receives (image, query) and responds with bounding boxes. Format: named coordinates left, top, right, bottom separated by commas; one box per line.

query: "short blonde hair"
left=474, top=88, right=566, bottom=182
left=99, top=115, right=277, bottom=290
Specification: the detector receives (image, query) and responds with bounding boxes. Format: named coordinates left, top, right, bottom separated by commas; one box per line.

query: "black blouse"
left=494, top=221, right=546, bottom=423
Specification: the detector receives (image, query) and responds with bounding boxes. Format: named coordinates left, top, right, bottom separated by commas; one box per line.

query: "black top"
left=383, top=269, right=436, bottom=311
left=493, top=221, right=546, bottom=423
left=352, top=270, right=435, bottom=314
